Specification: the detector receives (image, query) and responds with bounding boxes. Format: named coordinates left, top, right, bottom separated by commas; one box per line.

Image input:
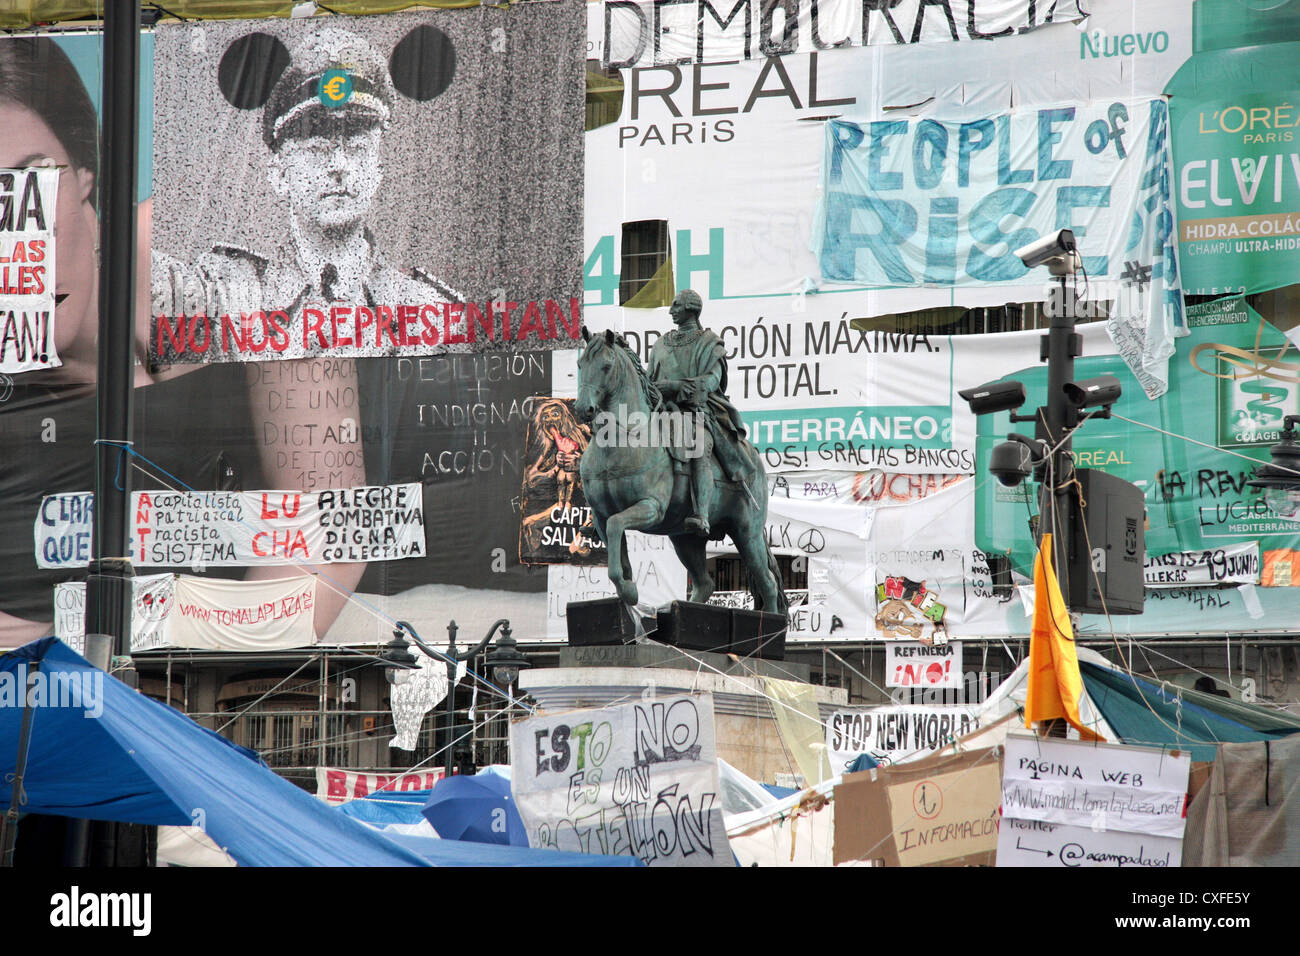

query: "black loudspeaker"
left=565, top=597, right=651, bottom=646
left=655, top=601, right=731, bottom=653
left=1066, top=468, right=1145, bottom=615
left=731, top=608, right=788, bottom=660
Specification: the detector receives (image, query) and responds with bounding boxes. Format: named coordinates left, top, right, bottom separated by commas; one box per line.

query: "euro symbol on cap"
left=318, top=68, right=354, bottom=108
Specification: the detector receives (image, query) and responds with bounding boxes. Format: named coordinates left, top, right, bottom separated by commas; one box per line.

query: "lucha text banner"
left=35, top=483, right=426, bottom=569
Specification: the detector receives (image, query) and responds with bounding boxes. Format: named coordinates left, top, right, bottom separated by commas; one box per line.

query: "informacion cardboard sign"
left=834, top=747, right=1001, bottom=867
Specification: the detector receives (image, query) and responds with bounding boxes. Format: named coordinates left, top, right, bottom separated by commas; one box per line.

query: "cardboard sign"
left=834, top=747, right=1001, bottom=866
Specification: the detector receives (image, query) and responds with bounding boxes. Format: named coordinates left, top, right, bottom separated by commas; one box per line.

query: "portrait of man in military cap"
left=148, top=10, right=585, bottom=641
left=152, top=13, right=581, bottom=361
left=152, top=25, right=461, bottom=359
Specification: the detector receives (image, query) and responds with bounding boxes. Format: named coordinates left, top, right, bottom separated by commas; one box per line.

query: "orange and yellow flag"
left=1024, top=534, right=1104, bottom=740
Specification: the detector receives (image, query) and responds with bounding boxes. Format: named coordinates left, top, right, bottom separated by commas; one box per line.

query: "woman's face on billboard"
left=0, top=100, right=98, bottom=369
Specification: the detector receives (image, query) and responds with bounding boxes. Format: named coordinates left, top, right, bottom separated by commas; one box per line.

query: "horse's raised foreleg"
left=606, top=498, right=664, bottom=606
left=670, top=533, right=714, bottom=604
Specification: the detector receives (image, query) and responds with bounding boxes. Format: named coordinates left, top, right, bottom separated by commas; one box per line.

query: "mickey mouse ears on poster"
left=216, top=24, right=457, bottom=148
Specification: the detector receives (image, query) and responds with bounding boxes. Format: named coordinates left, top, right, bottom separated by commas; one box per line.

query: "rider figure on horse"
left=649, top=289, right=755, bottom=537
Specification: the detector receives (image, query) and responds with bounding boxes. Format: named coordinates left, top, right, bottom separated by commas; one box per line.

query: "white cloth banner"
left=34, top=483, right=426, bottom=569
left=998, top=735, right=1190, bottom=866
left=315, top=767, right=445, bottom=804
left=546, top=531, right=686, bottom=638
left=709, top=494, right=874, bottom=639
left=1144, top=542, right=1259, bottom=587
left=510, top=693, right=732, bottom=866
left=1103, top=97, right=1184, bottom=398
left=592, top=0, right=1084, bottom=68
left=826, top=705, right=980, bottom=774
left=815, top=99, right=1166, bottom=288
left=169, top=574, right=317, bottom=650
left=54, top=574, right=175, bottom=654
left=0, top=166, right=59, bottom=374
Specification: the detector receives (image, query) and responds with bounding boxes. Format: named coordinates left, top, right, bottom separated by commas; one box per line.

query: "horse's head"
left=576, top=326, right=623, bottom=424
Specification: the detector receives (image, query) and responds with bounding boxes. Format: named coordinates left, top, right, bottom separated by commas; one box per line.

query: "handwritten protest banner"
left=0, top=167, right=59, bottom=374
left=170, top=574, right=317, bottom=650
left=35, top=483, right=426, bottom=569
left=827, top=705, right=980, bottom=774
left=54, top=574, right=175, bottom=654
left=997, top=735, right=1190, bottom=867
left=510, top=693, right=732, bottom=866
left=1144, top=542, right=1259, bottom=587
left=886, top=641, right=963, bottom=689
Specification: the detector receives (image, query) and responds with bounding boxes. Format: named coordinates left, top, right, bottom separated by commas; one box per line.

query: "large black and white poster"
left=151, top=9, right=584, bottom=363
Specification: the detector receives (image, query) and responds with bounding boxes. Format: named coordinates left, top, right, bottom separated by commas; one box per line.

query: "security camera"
left=989, top=433, right=1046, bottom=487
left=1064, top=375, right=1122, bottom=409
left=959, top=379, right=1026, bottom=416
left=1014, top=228, right=1080, bottom=275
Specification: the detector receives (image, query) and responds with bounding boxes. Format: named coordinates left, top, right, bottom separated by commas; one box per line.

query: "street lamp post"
left=381, top=619, right=530, bottom=778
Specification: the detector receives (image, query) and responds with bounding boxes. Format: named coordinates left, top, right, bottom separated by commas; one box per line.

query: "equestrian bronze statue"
left=575, top=290, right=787, bottom=614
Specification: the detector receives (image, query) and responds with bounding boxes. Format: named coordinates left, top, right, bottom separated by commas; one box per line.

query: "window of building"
left=620, top=219, right=672, bottom=306
left=585, top=61, right=624, bottom=131
left=708, top=553, right=808, bottom=594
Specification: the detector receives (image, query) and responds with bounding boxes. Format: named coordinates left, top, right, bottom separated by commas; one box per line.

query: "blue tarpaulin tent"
left=334, top=780, right=645, bottom=865
left=0, top=638, right=428, bottom=867
left=336, top=789, right=432, bottom=828
left=383, top=832, right=645, bottom=866
left=1080, top=661, right=1300, bottom=762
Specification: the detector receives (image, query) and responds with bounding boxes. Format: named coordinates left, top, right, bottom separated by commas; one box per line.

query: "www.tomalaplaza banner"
left=150, top=9, right=584, bottom=364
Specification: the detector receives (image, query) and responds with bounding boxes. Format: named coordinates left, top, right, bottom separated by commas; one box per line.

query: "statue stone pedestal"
left=564, top=597, right=787, bottom=660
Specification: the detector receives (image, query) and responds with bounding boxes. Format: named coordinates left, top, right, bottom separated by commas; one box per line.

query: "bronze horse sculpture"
left=575, top=327, right=787, bottom=614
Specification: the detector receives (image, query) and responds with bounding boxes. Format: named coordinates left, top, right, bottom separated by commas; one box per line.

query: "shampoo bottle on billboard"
left=1165, top=0, right=1300, bottom=296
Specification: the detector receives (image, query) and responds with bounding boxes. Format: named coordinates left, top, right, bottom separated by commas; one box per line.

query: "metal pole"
left=71, top=1, right=140, bottom=869
left=0, top=662, right=41, bottom=867
left=84, top=0, right=140, bottom=668
left=444, top=621, right=458, bottom=779
left=1039, top=272, right=1078, bottom=606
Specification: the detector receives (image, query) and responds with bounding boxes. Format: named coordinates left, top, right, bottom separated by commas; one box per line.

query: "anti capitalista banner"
left=35, top=483, right=425, bottom=570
